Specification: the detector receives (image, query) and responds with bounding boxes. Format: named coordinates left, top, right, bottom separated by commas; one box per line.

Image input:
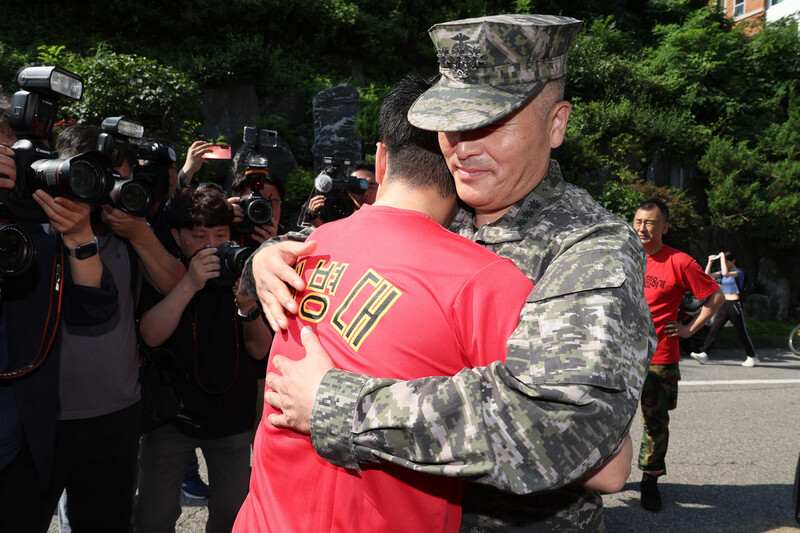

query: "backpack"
left=734, top=269, right=752, bottom=300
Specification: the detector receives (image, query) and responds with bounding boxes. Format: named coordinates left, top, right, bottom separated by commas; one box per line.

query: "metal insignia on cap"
left=436, top=33, right=485, bottom=81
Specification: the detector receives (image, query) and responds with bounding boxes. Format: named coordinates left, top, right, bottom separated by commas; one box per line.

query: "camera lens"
left=222, top=245, right=254, bottom=277
left=66, top=158, right=105, bottom=200
left=110, top=179, right=151, bottom=216
left=246, top=198, right=272, bottom=225
left=0, top=223, right=35, bottom=277
left=207, top=241, right=255, bottom=288
left=31, top=153, right=111, bottom=204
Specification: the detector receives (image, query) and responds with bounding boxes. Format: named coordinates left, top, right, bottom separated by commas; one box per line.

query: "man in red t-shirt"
left=233, top=75, right=535, bottom=533
left=632, top=199, right=724, bottom=512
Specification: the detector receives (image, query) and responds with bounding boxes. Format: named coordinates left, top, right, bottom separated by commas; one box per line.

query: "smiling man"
left=249, top=14, right=657, bottom=531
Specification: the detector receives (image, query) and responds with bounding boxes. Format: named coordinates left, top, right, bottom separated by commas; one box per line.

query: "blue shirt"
left=719, top=269, right=742, bottom=295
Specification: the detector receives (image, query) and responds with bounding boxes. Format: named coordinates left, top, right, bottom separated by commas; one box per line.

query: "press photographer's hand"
left=32, top=189, right=92, bottom=241
left=249, top=223, right=276, bottom=244
left=228, top=196, right=244, bottom=224
left=100, top=206, right=149, bottom=240
left=181, top=140, right=214, bottom=178
left=186, top=247, right=221, bottom=291
left=0, top=145, right=16, bottom=189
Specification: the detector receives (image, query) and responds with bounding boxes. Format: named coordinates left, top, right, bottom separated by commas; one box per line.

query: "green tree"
left=700, top=92, right=800, bottom=253
left=55, top=44, right=203, bottom=139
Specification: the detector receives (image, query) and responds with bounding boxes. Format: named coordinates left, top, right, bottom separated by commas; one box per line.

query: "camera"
left=234, top=127, right=278, bottom=234
left=307, top=157, right=369, bottom=223
left=131, top=140, right=176, bottom=198
left=98, top=116, right=149, bottom=216
left=206, top=240, right=255, bottom=289
left=97, top=116, right=176, bottom=217
left=1, top=66, right=119, bottom=223
left=0, top=223, right=35, bottom=277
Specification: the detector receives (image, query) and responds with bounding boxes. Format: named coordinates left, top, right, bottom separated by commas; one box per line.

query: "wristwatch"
left=64, top=236, right=99, bottom=260
left=237, top=305, right=262, bottom=323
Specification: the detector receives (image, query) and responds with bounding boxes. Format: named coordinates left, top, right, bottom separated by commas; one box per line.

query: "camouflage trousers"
left=638, top=362, right=681, bottom=477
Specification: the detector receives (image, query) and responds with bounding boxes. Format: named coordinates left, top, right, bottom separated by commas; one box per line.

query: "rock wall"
left=311, top=83, right=362, bottom=171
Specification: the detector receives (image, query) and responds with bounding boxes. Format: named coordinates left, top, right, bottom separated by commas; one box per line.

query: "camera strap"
left=0, top=241, right=64, bottom=380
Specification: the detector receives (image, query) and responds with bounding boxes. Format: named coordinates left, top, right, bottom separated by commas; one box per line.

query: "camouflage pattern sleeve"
left=240, top=227, right=313, bottom=301
left=309, top=220, right=656, bottom=494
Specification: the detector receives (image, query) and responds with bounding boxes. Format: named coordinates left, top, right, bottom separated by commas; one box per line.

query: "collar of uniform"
left=451, top=160, right=565, bottom=244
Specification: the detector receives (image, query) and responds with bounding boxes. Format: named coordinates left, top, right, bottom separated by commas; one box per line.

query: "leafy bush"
left=588, top=177, right=703, bottom=252
left=588, top=178, right=648, bottom=222
left=36, top=43, right=203, bottom=142
left=355, top=82, right=391, bottom=158
left=283, top=167, right=317, bottom=227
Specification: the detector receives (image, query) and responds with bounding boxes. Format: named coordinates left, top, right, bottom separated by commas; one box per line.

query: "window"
left=770, top=0, right=785, bottom=5
left=734, top=0, right=745, bottom=16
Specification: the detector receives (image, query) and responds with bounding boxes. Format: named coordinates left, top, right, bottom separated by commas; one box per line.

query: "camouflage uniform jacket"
left=308, top=160, right=656, bottom=532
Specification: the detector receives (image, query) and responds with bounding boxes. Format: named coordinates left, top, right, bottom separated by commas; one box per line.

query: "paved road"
left=605, top=347, right=800, bottom=532
left=48, top=347, right=800, bottom=532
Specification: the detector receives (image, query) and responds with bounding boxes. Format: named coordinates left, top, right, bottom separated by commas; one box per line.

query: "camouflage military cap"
left=408, top=14, right=583, bottom=132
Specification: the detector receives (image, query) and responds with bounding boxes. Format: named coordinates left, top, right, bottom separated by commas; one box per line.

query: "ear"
left=662, top=222, right=670, bottom=236
left=549, top=100, right=572, bottom=150
left=170, top=227, right=181, bottom=245
left=375, top=142, right=387, bottom=185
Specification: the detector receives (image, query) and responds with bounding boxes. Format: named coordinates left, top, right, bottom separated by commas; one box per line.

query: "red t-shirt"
left=234, top=205, right=533, bottom=533
left=644, top=245, right=719, bottom=365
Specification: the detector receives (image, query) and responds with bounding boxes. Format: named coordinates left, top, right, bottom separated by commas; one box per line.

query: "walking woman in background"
left=690, top=251, right=759, bottom=367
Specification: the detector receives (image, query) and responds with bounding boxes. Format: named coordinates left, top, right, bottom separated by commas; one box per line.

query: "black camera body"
left=234, top=191, right=273, bottom=235
left=1, top=138, right=118, bottom=223
left=98, top=117, right=175, bottom=217
left=132, top=141, right=175, bottom=197
left=309, top=156, right=369, bottom=223
left=234, top=127, right=278, bottom=235
left=2, top=67, right=119, bottom=224
left=206, top=240, right=255, bottom=289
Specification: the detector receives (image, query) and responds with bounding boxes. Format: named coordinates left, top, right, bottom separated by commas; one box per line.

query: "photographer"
left=0, top=137, right=118, bottom=532
left=135, top=136, right=182, bottom=258
left=229, top=166, right=284, bottom=246
left=229, top=166, right=283, bottom=442
left=46, top=124, right=187, bottom=532
left=348, top=161, right=378, bottom=208
left=304, top=160, right=376, bottom=228
left=133, top=186, right=270, bottom=533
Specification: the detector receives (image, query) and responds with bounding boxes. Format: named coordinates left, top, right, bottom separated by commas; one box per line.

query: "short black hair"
left=55, top=124, right=102, bottom=157
left=0, top=92, right=11, bottom=129
left=378, top=74, right=455, bottom=198
left=346, top=161, right=375, bottom=176
left=167, top=186, right=234, bottom=230
left=231, top=168, right=284, bottom=200
left=636, top=198, right=670, bottom=222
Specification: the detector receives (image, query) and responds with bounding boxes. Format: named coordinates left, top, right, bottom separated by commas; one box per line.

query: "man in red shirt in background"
left=633, top=198, right=724, bottom=512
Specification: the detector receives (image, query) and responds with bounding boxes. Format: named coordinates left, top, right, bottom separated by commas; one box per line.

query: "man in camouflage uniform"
left=248, top=14, right=657, bottom=532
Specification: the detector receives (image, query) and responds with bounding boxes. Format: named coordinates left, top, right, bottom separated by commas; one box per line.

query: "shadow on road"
left=604, top=480, right=800, bottom=532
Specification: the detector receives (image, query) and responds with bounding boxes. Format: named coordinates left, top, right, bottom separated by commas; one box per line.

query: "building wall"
left=766, top=0, right=800, bottom=21
left=722, top=0, right=800, bottom=24
left=725, top=0, right=766, bottom=24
